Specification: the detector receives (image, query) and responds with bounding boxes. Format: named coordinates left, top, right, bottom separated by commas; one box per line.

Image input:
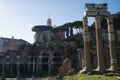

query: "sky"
left=0, top=0, right=120, bottom=43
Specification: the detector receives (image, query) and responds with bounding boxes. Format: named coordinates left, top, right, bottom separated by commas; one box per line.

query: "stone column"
left=48, top=55, right=53, bottom=75
left=27, top=56, right=31, bottom=73
left=77, top=48, right=82, bottom=70
left=1, top=59, right=5, bottom=80
left=10, top=58, right=13, bottom=73
left=17, top=62, right=20, bottom=77
left=32, top=59, right=35, bottom=75
left=95, top=16, right=105, bottom=72
left=81, top=16, right=91, bottom=73
left=37, top=56, right=42, bottom=74
left=17, top=56, right=20, bottom=78
left=107, top=14, right=117, bottom=71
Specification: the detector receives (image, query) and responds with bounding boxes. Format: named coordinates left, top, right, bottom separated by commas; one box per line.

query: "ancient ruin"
left=80, top=3, right=117, bottom=73
left=0, top=3, right=119, bottom=80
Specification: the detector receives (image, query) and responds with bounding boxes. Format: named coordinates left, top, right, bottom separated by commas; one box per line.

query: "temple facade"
left=80, top=3, right=117, bottom=73
left=0, top=3, right=119, bottom=79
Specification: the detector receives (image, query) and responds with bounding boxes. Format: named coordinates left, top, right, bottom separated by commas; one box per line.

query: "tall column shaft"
left=82, top=16, right=91, bottom=72
left=77, top=48, right=82, bottom=70
left=2, top=59, right=5, bottom=76
left=17, top=62, right=20, bottom=76
left=37, top=56, right=42, bottom=73
left=107, top=14, right=117, bottom=71
left=95, top=16, right=104, bottom=72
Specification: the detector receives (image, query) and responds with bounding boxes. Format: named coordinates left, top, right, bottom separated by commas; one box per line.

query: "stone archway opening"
left=42, top=53, right=49, bottom=75
left=52, top=52, right=62, bottom=75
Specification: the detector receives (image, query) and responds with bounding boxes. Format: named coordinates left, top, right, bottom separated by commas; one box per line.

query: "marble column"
left=107, top=14, right=117, bottom=71
left=77, top=48, right=82, bottom=70
left=1, top=59, right=5, bottom=80
left=39, top=56, right=42, bottom=70
left=95, top=15, right=105, bottom=72
left=28, top=61, right=31, bottom=72
left=32, top=59, right=35, bottom=75
left=17, top=62, right=20, bottom=77
left=81, top=16, right=91, bottom=73
left=17, top=56, right=20, bottom=78
left=48, top=55, right=53, bottom=75
left=10, top=58, right=13, bottom=73
left=37, top=56, right=42, bottom=74
left=2, top=59, right=5, bottom=76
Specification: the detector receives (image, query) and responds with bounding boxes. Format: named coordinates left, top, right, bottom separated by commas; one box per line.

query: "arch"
left=41, top=53, right=49, bottom=75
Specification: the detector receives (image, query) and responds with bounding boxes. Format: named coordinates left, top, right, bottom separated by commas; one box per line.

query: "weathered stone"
left=67, top=68, right=77, bottom=76
left=59, top=58, right=72, bottom=75
left=0, top=77, right=6, bottom=80
left=116, top=77, right=120, bottom=80
left=87, top=72, right=92, bottom=75
left=80, top=3, right=117, bottom=74
left=56, top=75, right=63, bottom=79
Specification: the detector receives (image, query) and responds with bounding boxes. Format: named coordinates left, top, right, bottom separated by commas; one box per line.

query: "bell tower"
left=47, top=18, right=52, bottom=26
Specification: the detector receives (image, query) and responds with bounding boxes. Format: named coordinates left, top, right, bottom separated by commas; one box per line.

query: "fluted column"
left=107, top=14, right=117, bottom=71
left=82, top=16, right=91, bottom=72
left=95, top=15, right=105, bottom=72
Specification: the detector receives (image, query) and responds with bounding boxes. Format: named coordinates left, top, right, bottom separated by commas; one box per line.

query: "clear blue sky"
left=0, top=0, right=120, bottom=43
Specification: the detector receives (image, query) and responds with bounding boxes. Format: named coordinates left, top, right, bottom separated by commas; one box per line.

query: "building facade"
left=33, top=18, right=52, bottom=45
left=0, top=37, right=28, bottom=52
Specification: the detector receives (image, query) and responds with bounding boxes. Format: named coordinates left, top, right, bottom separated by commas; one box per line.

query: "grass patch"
left=64, top=74, right=118, bottom=80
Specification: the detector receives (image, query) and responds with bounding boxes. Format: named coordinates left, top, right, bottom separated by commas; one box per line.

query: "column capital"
left=95, top=16, right=101, bottom=29
left=106, top=15, right=113, bottom=25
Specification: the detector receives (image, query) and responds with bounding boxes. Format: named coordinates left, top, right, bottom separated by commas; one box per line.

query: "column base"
left=32, top=76, right=36, bottom=80
left=79, top=67, right=92, bottom=74
left=16, top=75, right=22, bottom=80
left=0, top=76, right=5, bottom=80
left=95, top=66, right=105, bottom=73
left=108, top=66, right=118, bottom=72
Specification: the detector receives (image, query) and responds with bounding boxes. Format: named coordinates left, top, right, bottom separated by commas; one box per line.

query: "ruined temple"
left=0, top=3, right=120, bottom=79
